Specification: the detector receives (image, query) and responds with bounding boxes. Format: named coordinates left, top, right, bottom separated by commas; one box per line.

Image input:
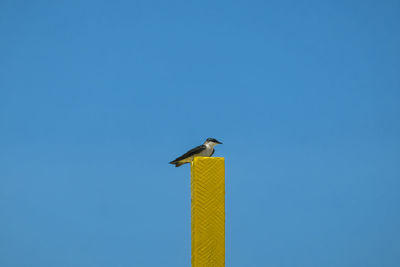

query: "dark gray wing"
left=170, top=145, right=206, bottom=163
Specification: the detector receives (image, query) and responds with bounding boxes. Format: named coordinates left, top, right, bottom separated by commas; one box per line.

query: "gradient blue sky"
left=1, top=1, right=400, bottom=266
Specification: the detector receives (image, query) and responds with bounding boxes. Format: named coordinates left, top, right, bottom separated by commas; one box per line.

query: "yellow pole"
left=191, top=157, right=225, bottom=267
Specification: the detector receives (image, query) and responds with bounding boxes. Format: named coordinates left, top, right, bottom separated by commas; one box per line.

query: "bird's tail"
left=169, top=161, right=186, bottom=167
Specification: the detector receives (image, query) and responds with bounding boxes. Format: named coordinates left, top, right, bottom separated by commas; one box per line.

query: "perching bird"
left=169, top=138, right=223, bottom=167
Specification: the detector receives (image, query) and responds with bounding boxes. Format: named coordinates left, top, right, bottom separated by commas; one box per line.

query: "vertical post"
left=191, top=157, right=225, bottom=267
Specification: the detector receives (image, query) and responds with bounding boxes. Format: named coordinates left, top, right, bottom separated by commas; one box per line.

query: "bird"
left=169, top=138, right=223, bottom=167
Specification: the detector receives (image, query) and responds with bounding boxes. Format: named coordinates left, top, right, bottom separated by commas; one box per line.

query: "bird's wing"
left=170, top=145, right=206, bottom=163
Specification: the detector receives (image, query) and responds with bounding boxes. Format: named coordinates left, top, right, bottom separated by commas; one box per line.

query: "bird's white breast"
left=200, top=143, right=214, bottom=156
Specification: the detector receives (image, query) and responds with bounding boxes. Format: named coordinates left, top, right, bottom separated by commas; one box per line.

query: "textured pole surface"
left=191, top=157, right=225, bottom=267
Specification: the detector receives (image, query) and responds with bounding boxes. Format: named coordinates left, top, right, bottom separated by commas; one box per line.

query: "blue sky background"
left=1, top=1, right=399, bottom=266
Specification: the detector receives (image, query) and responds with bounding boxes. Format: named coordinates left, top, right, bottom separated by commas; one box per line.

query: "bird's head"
left=204, top=138, right=223, bottom=146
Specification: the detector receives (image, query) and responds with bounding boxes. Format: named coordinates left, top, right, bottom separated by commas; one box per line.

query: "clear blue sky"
left=1, top=1, right=399, bottom=266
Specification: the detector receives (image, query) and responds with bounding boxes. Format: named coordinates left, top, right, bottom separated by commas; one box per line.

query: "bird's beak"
left=216, top=140, right=223, bottom=144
